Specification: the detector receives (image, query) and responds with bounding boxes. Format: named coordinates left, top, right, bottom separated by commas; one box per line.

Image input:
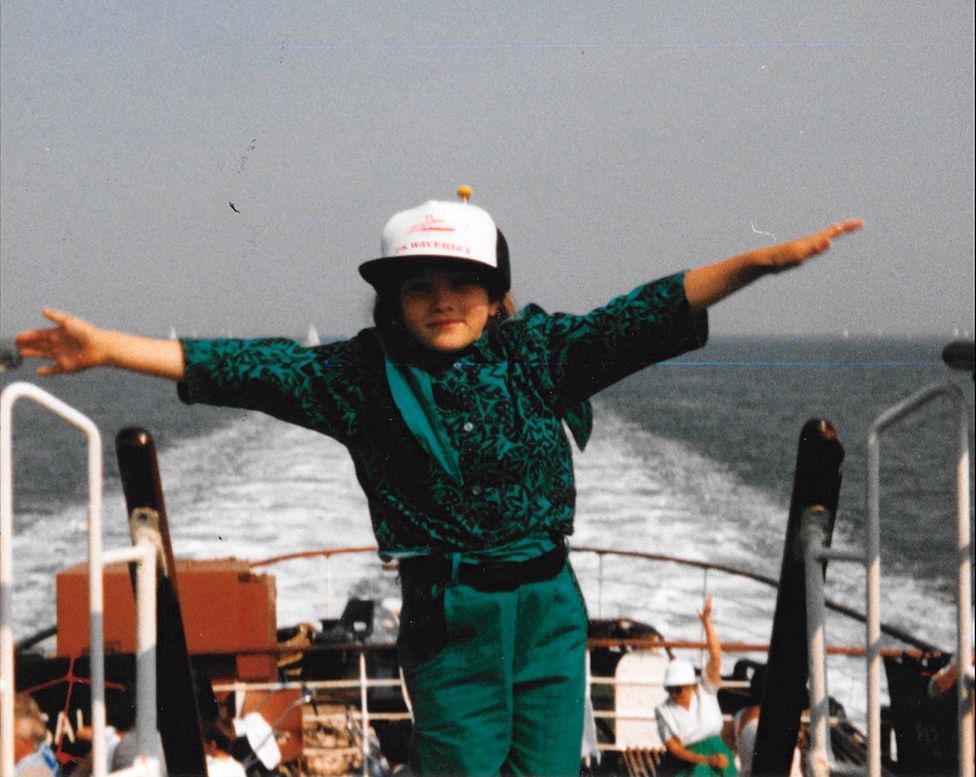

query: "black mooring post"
left=752, top=419, right=844, bottom=777
left=941, top=338, right=975, bottom=381
left=116, top=427, right=207, bottom=777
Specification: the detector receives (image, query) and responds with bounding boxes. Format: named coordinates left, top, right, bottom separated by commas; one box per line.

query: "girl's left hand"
left=766, top=219, right=863, bottom=272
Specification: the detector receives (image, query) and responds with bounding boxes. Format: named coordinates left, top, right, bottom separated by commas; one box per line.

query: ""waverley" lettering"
left=395, top=240, right=472, bottom=255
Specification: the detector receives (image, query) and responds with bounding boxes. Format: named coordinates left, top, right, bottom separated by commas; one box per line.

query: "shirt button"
left=462, top=421, right=475, bottom=432
left=453, top=361, right=463, bottom=370
left=470, top=484, right=483, bottom=496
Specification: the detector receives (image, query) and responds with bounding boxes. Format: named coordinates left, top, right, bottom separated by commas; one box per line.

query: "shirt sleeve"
left=521, top=272, right=708, bottom=407
left=177, top=336, right=370, bottom=442
left=655, top=704, right=677, bottom=744
left=701, top=668, right=719, bottom=696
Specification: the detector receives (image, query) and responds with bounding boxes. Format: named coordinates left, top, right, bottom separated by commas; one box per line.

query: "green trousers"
left=397, top=564, right=589, bottom=776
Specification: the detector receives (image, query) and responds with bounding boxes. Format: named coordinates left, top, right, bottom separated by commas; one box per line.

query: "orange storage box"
left=56, top=557, right=277, bottom=681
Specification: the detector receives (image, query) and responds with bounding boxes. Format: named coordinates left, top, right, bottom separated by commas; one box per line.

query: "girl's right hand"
left=15, top=309, right=106, bottom=375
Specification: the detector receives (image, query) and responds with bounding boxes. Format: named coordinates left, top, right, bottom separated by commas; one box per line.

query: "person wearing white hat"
left=17, top=188, right=861, bottom=775
left=655, top=597, right=737, bottom=775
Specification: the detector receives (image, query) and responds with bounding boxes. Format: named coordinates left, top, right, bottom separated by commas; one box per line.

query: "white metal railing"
left=803, top=380, right=973, bottom=777
left=212, top=639, right=750, bottom=776
left=802, top=506, right=856, bottom=777
left=1, top=382, right=161, bottom=777
left=100, top=539, right=162, bottom=777
left=214, top=671, right=408, bottom=777
left=1, top=382, right=105, bottom=775
left=866, top=381, right=972, bottom=777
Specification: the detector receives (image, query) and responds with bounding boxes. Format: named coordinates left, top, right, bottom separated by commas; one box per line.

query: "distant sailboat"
left=304, top=324, right=320, bottom=347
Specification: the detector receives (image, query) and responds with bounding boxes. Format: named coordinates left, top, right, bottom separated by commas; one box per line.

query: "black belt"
left=399, top=542, right=568, bottom=592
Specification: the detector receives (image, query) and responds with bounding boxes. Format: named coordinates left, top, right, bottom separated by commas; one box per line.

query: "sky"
left=1, top=2, right=973, bottom=340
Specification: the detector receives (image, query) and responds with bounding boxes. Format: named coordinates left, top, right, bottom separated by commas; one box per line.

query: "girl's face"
left=399, top=269, right=499, bottom=353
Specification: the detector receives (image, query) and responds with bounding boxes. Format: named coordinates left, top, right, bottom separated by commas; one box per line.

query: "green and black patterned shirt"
left=178, top=272, right=707, bottom=557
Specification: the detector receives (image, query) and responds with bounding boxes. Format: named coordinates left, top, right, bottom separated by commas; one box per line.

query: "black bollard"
left=0, top=341, right=23, bottom=372
left=116, top=427, right=207, bottom=777
left=751, top=419, right=844, bottom=777
left=941, top=339, right=975, bottom=381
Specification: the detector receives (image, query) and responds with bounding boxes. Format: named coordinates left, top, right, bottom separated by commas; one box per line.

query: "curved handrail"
left=14, top=626, right=58, bottom=653
left=574, top=546, right=939, bottom=652
left=1, top=382, right=107, bottom=777
left=244, top=543, right=940, bottom=652
left=249, top=546, right=381, bottom=568
left=864, top=380, right=972, bottom=777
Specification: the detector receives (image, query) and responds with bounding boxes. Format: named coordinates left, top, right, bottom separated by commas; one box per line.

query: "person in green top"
left=17, top=187, right=861, bottom=776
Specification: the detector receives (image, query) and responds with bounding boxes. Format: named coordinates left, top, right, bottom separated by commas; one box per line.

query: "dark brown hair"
left=203, top=716, right=237, bottom=753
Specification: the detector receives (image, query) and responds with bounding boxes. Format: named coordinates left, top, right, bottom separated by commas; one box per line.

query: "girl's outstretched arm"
left=683, top=219, right=863, bottom=313
left=15, top=308, right=185, bottom=381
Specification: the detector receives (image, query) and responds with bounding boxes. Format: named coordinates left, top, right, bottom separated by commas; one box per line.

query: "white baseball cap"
left=663, top=659, right=697, bottom=688
left=359, top=187, right=510, bottom=292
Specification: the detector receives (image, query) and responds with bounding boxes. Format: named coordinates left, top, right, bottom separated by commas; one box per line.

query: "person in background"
left=732, top=667, right=764, bottom=777
left=204, top=717, right=247, bottom=777
left=922, top=647, right=974, bottom=776
left=732, top=666, right=802, bottom=777
left=17, top=188, right=861, bottom=776
left=70, top=723, right=121, bottom=777
left=655, top=597, right=737, bottom=775
left=13, top=693, right=60, bottom=777
left=927, top=648, right=975, bottom=699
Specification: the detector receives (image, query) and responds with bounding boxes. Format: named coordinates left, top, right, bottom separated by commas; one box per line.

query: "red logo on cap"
left=407, top=214, right=455, bottom=234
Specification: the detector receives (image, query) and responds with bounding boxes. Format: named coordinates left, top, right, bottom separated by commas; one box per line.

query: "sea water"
left=2, top=336, right=973, bottom=726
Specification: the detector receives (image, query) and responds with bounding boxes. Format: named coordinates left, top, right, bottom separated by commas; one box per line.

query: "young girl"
left=16, top=189, right=861, bottom=776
